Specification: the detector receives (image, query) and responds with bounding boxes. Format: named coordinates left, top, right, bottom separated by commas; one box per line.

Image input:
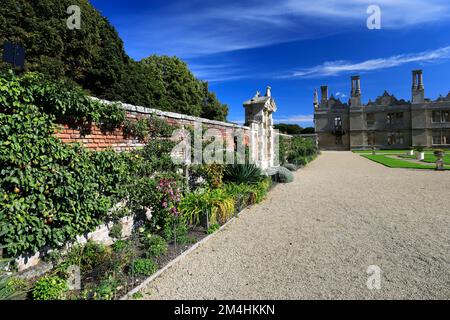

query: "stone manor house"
left=314, top=70, right=450, bottom=150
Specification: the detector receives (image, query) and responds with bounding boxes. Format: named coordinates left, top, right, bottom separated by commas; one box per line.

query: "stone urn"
left=414, top=145, right=425, bottom=160
left=434, top=150, right=445, bottom=171
left=416, top=151, right=425, bottom=161
left=407, top=148, right=414, bottom=156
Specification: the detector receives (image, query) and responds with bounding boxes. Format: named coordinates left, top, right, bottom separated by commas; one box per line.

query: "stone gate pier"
left=243, top=86, right=278, bottom=170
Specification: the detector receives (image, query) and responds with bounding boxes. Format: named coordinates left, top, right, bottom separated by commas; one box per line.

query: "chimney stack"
left=412, top=70, right=425, bottom=104
left=313, top=88, right=319, bottom=108
left=320, top=85, right=328, bottom=103
left=350, top=75, right=362, bottom=107
left=351, top=75, right=361, bottom=96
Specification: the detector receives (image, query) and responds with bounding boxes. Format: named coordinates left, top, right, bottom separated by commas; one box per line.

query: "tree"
left=274, top=124, right=303, bottom=135
left=0, top=0, right=228, bottom=121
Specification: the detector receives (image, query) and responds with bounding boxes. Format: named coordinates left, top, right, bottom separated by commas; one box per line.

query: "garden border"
left=119, top=200, right=259, bottom=300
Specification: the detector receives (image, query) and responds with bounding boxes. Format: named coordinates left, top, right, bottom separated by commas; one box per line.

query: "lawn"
left=398, top=153, right=450, bottom=165
left=353, top=149, right=410, bottom=154
left=361, top=154, right=450, bottom=170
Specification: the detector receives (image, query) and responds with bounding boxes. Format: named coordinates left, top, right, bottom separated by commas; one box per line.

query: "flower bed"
left=2, top=177, right=272, bottom=300
left=0, top=70, right=282, bottom=300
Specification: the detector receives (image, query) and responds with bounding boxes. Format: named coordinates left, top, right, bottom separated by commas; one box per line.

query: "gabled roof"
left=243, top=95, right=271, bottom=106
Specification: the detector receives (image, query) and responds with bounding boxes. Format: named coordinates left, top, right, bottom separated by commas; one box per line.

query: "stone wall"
left=55, top=98, right=251, bottom=152
left=16, top=215, right=135, bottom=272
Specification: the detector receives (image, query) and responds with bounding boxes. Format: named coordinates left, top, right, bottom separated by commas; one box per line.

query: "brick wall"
left=54, top=98, right=250, bottom=151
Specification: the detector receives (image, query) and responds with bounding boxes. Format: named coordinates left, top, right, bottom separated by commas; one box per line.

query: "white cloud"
left=274, top=114, right=314, bottom=124
left=188, top=63, right=247, bottom=82
left=285, top=46, right=450, bottom=78
left=120, top=0, right=450, bottom=58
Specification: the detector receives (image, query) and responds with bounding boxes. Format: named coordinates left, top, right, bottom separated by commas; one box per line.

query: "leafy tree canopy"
left=274, top=124, right=315, bottom=135
left=0, top=0, right=228, bottom=121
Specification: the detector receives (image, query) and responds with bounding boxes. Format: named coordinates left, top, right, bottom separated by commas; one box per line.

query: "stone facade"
left=314, top=70, right=450, bottom=150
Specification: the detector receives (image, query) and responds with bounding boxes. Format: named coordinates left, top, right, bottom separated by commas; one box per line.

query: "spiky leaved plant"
left=223, top=164, right=263, bottom=184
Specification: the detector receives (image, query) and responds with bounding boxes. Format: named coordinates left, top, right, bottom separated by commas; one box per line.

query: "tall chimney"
left=265, top=86, right=271, bottom=97
left=313, top=88, right=319, bottom=108
left=412, top=70, right=425, bottom=104
left=350, top=75, right=362, bottom=107
left=320, top=85, right=328, bottom=103
left=351, top=75, right=361, bottom=96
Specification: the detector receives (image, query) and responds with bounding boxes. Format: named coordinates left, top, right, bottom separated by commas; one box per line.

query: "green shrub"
left=142, top=234, right=168, bottom=257
left=282, top=163, right=297, bottom=171
left=200, top=164, right=224, bottom=189
left=278, top=136, right=290, bottom=164
left=0, top=272, right=28, bottom=300
left=110, top=240, right=134, bottom=272
left=130, top=258, right=158, bottom=277
left=414, top=144, right=425, bottom=152
left=277, top=167, right=294, bottom=183
left=207, top=223, right=220, bottom=234
left=109, top=222, right=123, bottom=240
left=32, top=275, right=68, bottom=300
left=162, top=220, right=188, bottom=242
left=112, top=240, right=130, bottom=253
left=286, top=137, right=318, bottom=166
left=91, top=277, right=121, bottom=300
left=223, top=164, right=263, bottom=184
left=58, top=241, right=112, bottom=275
left=132, top=292, right=144, bottom=300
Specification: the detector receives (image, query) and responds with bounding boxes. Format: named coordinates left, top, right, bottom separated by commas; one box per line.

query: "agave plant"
left=223, top=164, right=263, bottom=184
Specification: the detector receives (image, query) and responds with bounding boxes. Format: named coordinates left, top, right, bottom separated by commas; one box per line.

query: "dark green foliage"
left=0, top=71, right=184, bottom=257
left=90, top=277, right=121, bottom=300
left=59, top=241, right=112, bottom=274
left=414, top=144, right=425, bottom=152
left=277, top=166, right=294, bottom=183
left=0, top=1, right=228, bottom=120
left=0, top=74, right=117, bottom=255
left=0, top=275, right=28, bottom=300
left=300, top=127, right=315, bottom=134
left=282, top=163, right=297, bottom=171
left=274, top=124, right=303, bottom=135
left=162, top=220, right=188, bottom=243
left=274, top=124, right=315, bottom=135
left=112, top=240, right=129, bottom=253
left=207, top=223, right=220, bottom=234
left=130, top=258, right=157, bottom=277
left=142, top=234, right=168, bottom=258
left=32, top=275, right=68, bottom=300
left=223, top=164, right=263, bottom=184
left=109, top=222, right=122, bottom=240
left=286, top=137, right=318, bottom=166
left=16, top=72, right=125, bottom=128
left=278, top=135, right=290, bottom=164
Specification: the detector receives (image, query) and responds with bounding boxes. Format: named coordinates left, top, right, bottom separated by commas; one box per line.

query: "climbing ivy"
left=0, top=71, right=152, bottom=256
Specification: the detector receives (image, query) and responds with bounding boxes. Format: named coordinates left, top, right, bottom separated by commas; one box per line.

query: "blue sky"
left=91, top=0, right=450, bottom=126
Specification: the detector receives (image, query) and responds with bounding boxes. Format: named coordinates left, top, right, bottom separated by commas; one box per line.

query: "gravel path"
left=141, top=152, right=450, bottom=300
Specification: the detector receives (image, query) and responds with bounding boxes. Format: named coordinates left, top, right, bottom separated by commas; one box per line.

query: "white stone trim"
left=90, top=97, right=250, bottom=130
